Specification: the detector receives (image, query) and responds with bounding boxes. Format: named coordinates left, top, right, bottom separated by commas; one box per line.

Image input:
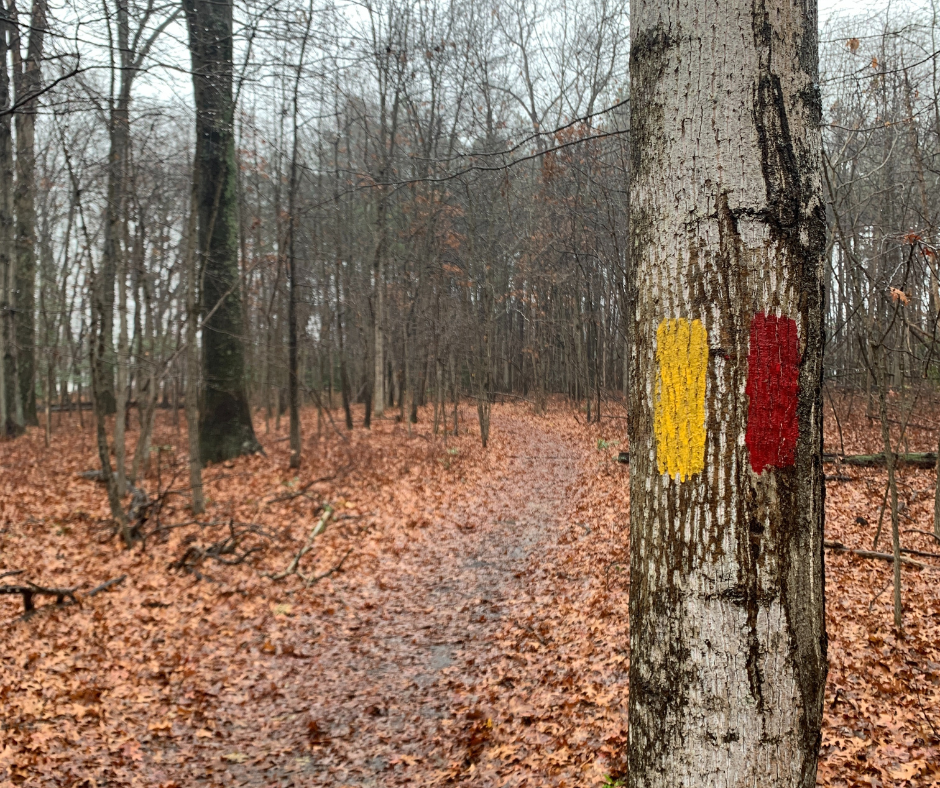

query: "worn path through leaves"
left=1, top=406, right=632, bottom=787
left=5, top=398, right=940, bottom=786
left=294, top=415, right=595, bottom=785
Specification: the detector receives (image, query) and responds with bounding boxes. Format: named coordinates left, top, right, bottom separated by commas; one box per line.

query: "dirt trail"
left=292, top=415, right=582, bottom=785
left=2, top=406, right=633, bottom=787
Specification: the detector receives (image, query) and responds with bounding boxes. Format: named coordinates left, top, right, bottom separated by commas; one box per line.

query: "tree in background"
left=9, top=0, right=47, bottom=428
left=184, top=0, right=259, bottom=464
left=627, top=0, right=827, bottom=783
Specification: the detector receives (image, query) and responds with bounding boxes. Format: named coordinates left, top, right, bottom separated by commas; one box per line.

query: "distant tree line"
left=0, top=0, right=937, bottom=494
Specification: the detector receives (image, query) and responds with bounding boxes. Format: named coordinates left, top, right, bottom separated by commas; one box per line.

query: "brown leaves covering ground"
left=0, top=395, right=938, bottom=786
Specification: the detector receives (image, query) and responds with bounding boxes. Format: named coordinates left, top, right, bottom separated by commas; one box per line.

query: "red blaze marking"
left=745, top=313, right=800, bottom=474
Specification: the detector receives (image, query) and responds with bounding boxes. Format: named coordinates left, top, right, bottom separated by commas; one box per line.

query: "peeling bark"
left=627, top=1, right=827, bottom=785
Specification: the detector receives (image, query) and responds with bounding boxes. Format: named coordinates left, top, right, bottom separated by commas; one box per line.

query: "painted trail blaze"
left=745, top=313, right=800, bottom=474
left=654, top=318, right=708, bottom=480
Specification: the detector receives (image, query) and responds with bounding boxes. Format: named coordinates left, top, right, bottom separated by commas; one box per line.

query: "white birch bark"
left=627, top=1, right=827, bottom=785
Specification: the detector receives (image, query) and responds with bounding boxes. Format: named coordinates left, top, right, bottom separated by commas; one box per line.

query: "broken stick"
left=824, top=540, right=935, bottom=570
left=264, top=506, right=334, bottom=581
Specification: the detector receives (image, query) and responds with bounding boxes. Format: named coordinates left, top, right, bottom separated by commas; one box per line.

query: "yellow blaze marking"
left=654, top=318, right=708, bottom=481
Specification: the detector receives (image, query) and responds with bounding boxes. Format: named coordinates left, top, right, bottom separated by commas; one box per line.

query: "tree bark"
left=10, top=0, right=47, bottom=427
left=184, top=0, right=259, bottom=464
left=286, top=3, right=314, bottom=469
left=184, top=160, right=204, bottom=514
left=89, top=264, right=129, bottom=545
left=98, top=1, right=134, bottom=418
left=0, top=9, right=15, bottom=436
left=627, top=1, right=828, bottom=785
left=873, top=343, right=903, bottom=629
left=336, top=264, right=353, bottom=430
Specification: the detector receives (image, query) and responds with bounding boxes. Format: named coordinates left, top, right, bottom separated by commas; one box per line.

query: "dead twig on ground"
left=605, top=560, right=629, bottom=591
left=306, top=548, right=353, bottom=587
left=514, top=619, right=547, bottom=646
left=869, top=580, right=893, bottom=612
left=169, top=520, right=270, bottom=574
left=87, top=575, right=127, bottom=597
left=267, top=471, right=341, bottom=504
left=264, top=506, right=333, bottom=581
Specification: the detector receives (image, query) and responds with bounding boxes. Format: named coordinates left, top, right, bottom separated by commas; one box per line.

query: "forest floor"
left=2, top=396, right=940, bottom=787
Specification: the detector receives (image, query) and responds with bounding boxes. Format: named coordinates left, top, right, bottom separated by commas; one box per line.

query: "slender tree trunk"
left=336, top=266, right=353, bottom=430
left=98, top=2, right=134, bottom=417
left=627, top=1, right=827, bottom=784
left=286, top=4, right=313, bottom=469
left=114, top=215, right=128, bottom=496
left=934, top=440, right=940, bottom=541
left=874, top=343, right=904, bottom=629
left=450, top=351, right=458, bottom=435
left=184, top=168, right=205, bottom=514
left=286, top=167, right=301, bottom=465
left=11, top=0, right=46, bottom=426
left=184, top=0, right=259, bottom=464
left=0, top=11, right=12, bottom=437
left=131, top=268, right=157, bottom=484
left=89, top=264, right=130, bottom=545
left=373, top=224, right=386, bottom=417
left=42, top=358, right=50, bottom=446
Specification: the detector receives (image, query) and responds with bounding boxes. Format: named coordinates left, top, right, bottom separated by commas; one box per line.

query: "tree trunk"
left=109, top=1, right=133, bottom=494
left=184, top=162, right=204, bottom=514
left=89, top=265, right=130, bottom=545
left=627, top=1, right=828, bottom=785
left=934, top=440, right=940, bottom=541
left=336, top=266, right=353, bottom=430
left=873, top=343, right=903, bottom=629
left=11, top=0, right=46, bottom=427
left=286, top=4, right=313, bottom=469
left=97, top=2, right=133, bottom=417
left=0, top=11, right=14, bottom=437
left=114, top=188, right=129, bottom=497
left=373, top=233, right=386, bottom=417
left=184, top=0, right=259, bottom=464
left=131, top=263, right=157, bottom=484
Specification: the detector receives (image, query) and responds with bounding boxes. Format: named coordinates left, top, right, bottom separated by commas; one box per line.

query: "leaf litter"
left=0, top=398, right=938, bottom=786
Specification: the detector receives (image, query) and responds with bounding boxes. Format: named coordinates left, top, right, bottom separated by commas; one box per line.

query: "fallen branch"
left=901, top=547, right=940, bottom=560
left=824, top=540, right=934, bottom=569
left=306, top=548, right=353, bottom=587
left=904, top=529, right=940, bottom=543
left=77, top=469, right=107, bottom=483
left=267, top=472, right=337, bottom=504
left=823, top=452, right=938, bottom=469
left=87, top=575, right=127, bottom=597
left=0, top=580, right=80, bottom=613
left=264, top=506, right=333, bottom=581
left=169, top=520, right=270, bottom=574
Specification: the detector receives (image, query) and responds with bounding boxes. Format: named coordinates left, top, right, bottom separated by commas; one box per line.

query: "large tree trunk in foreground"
left=184, top=0, right=259, bottom=464
left=627, top=1, right=828, bottom=785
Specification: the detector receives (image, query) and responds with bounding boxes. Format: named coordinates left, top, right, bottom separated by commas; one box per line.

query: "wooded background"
left=0, top=0, right=936, bottom=472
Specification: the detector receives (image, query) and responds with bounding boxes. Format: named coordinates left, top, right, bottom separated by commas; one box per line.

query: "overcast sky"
left=819, top=0, right=922, bottom=20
